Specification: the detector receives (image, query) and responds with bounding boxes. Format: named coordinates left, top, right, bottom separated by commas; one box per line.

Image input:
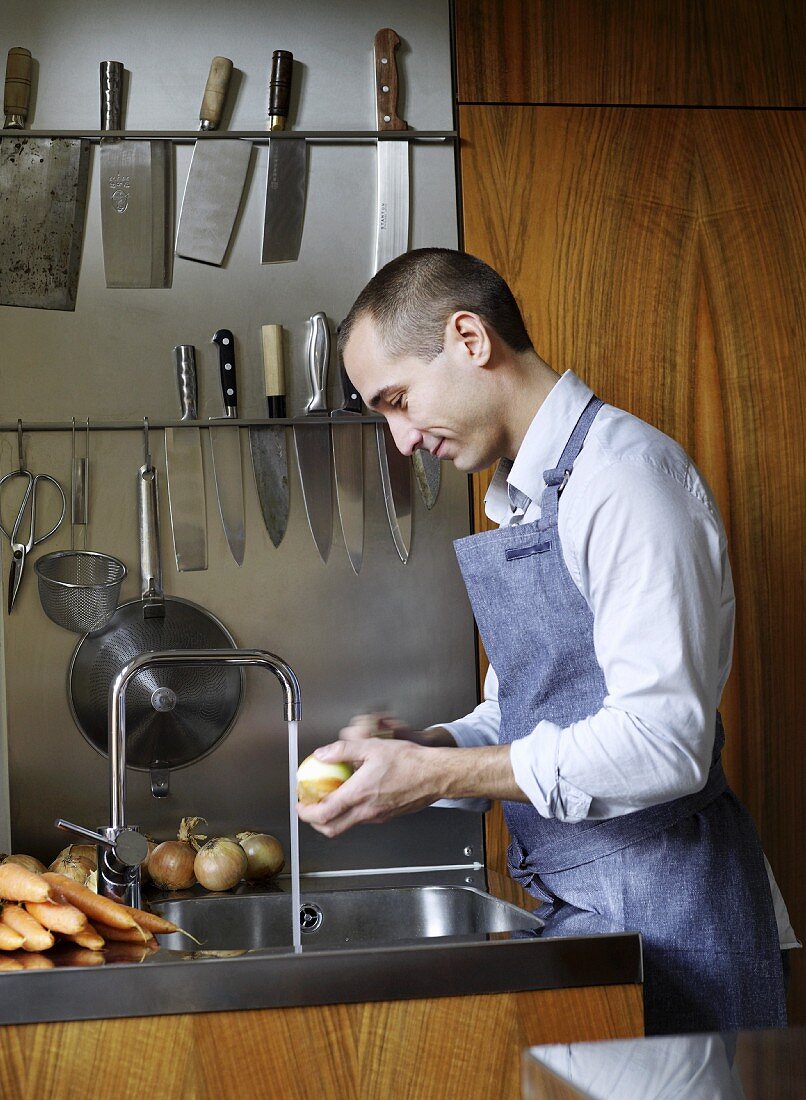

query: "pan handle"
left=138, top=463, right=163, bottom=602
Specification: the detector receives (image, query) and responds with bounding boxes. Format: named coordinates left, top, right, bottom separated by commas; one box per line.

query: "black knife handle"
left=268, top=50, right=293, bottom=131
left=212, top=329, right=238, bottom=417
left=4, top=47, right=32, bottom=128
left=374, top=29, right=407, bottom=132
left=261, top=324, right=287, bottom=418
left=199, top=56, right=233, bottom=131
left=338, top=353, right=363, bottom=414
left=100, top=61, right=124, bottom=131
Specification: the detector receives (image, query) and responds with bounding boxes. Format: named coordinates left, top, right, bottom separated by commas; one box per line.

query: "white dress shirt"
left=440, top=370, right=798, bottom=948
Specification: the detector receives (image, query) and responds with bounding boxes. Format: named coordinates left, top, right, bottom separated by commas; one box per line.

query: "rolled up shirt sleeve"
left=509, top=457, right=730, bottom=821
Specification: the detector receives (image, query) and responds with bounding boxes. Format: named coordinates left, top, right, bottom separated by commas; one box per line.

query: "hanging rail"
left=0, top=418, right=386, bottom=432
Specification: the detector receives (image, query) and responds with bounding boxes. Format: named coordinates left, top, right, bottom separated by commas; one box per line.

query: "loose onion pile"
left=146, top=817, right=285, bottom=894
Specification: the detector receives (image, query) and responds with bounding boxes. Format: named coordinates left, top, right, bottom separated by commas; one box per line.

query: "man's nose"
left=387, top=417, right=422, bottom=457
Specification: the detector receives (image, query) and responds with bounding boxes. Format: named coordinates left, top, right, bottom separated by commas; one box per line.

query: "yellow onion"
left=51, top=844, right=98, bottom=871
left=178, top=816, right=208, bottom=852
left=139, top=835, right=159, bottom=885
left=3, top=853, right=48, bottom=874
left=297, top=753, right=354, bottom=803
left=48, top=852, right=95, bottom=884
left=236, top=832, right=285, bottom=880
left=148, top=840, right=197, bottom=891
left=194, top=837, right=247, bottom=892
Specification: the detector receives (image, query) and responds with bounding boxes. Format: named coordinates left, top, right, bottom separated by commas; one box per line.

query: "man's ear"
left=444, top=311, right=492, bottom=367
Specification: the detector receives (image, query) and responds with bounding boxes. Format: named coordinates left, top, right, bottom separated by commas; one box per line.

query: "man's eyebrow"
left=368, top=385, right=396, bottom=409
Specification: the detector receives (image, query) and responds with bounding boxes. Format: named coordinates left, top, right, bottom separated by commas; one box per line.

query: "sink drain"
left=299, top=902, right=323, bottom=933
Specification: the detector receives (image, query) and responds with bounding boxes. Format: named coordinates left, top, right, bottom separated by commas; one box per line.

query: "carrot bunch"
left=0, top=862, right=178, bottom=970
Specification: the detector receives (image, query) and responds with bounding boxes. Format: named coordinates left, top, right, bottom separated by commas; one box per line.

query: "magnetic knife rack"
left=5, top=130, right=456, bottom=143
left=0, top=419, right=387, bottom=432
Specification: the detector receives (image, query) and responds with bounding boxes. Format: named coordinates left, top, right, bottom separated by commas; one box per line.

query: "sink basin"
left=152, top=884, right=544, bottom=951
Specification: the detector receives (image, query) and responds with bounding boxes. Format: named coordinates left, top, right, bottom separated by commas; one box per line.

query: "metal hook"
left=16, top=420, right=24, bottom=472
left=143, top=417, right=151, bottom=470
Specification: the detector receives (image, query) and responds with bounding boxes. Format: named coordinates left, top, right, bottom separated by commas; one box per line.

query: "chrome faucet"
left=57, top=648, right=302, bottom=907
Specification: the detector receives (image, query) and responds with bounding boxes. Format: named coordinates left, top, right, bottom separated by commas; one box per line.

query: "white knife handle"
left=261, top=324, right=287, bottom=417
left=4, top=47, right=32, bottom=129
left=174, top=345, right=198, bottom=420
left=304, top=313, right=330, bottom=414
left=100, top=61, right=124, bottom=131
left=199, top=56, right=233, bottom=131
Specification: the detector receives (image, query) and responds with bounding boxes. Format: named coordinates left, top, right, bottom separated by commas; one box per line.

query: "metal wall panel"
left=0, top=1, right=484, bottom=873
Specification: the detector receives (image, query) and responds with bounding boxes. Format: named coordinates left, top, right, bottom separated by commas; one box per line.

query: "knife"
left=0, top=47, right=90, bottom=310
left=261, top=49, right=307, bottom=263
left=209, top=328, right=246, bottom=566
left=331, top=348, right=364, bottom=575
left=293, top=312, right=333, bottom=563
left=175, top=57, right=252, bottom=266
left=373, top=29, right=440, bottom=512
left=99, top=61, right=170, bottom=288
left=165, top=345, right=208, bottom=571
left=249, top=324, right=290, bottom=548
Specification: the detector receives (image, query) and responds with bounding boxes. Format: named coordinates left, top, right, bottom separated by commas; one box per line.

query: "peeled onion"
left=236, top=832, right=285, bottom=880
left=194, top=838, right=247, bottom=892
left=148, top=840, right=197, bottom=891
left=297, top=754, right=354, bottom=803
left=3, top=853, right=48, bottom=875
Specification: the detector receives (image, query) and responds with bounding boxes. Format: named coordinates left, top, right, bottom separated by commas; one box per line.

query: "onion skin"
left=296, top=755, right=354, bottom=804
left=3, top=853, right=48, bottom=875
left=147, top=841, right=197, bottom=891
left=47, top=854, right=95, bottom=885
left=194, top=838, right=247, bottom=892
left=236, top=833, right=285, bottom=880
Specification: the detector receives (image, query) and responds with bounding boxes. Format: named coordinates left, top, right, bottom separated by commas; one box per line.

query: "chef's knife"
left=294, top=312, right=333, bottom=563
left=331, top=349, right=364, bottom=575
left=249, top=324, right=290, bottom=548
left=0, top=47, right=90, bottom=310
left=261, top=50, right=306, bottom=263
left=165, top=345, right=208, bottom=571
left=99, top=61, right=171, bottom=288
left=373, top=29, right=440, bottom=512
left=175, top=57, right=252, bottom=266
left=376, top=423, right=411, bottom=565
left=209, top=328, right=246, bottom=566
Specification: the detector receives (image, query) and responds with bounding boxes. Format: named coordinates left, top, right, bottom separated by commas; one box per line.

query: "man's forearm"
left=429, top=744, right=528, bottom=802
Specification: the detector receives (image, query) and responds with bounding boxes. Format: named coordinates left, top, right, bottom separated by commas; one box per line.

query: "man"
left=297, top=248, right=796, bottom=1035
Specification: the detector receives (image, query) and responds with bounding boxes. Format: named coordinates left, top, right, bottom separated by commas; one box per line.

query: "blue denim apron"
left=453, top=396, right=786, bottom=1034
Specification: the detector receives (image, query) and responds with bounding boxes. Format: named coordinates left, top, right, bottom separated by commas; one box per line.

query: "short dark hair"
left=338, top=248, right=534, bottom=362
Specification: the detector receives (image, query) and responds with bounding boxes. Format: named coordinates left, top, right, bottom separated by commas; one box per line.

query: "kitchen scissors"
left=0, top=468, right=67, bottom=613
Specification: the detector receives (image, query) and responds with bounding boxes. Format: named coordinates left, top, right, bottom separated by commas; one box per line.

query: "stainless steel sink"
left=152, top=884, right=544, bottom=951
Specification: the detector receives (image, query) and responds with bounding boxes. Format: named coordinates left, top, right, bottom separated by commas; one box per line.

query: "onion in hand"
left=236, top=832, right=285, bottom=880
left=297, top=753, right=354, bottom=804
left=148, top=840, right=197, bottom=891
left=194, top=838, right=247, bottom=892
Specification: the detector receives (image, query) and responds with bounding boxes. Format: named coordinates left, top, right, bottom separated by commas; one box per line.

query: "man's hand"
left=339, top=712, right=457, bottom=747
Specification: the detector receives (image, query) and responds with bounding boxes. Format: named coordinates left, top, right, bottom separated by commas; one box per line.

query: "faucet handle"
left=55, top=818, right=149, bottom=868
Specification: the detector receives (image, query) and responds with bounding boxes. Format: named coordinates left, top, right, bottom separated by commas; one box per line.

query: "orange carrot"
left=0, top=862, right=50, bottom=904
left=91, top=921, right=153, bottom=944
left=117, top=904, right=179, bottom=936
left=65, top=927, right=105, bottom=951
left=55, top=945, right=105, bottom=968
left=42, top=873, right=138, bottom=931
left=1, top=904, right=54, bottom=952
left=17, top=952, right=55, bottom=970
left=0, top=924, right=25, bottom=951
left=25, top=899, right=88, bottom=936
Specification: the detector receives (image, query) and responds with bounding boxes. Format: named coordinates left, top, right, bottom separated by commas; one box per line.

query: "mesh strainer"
left=35, top=550, right=127, bottom=634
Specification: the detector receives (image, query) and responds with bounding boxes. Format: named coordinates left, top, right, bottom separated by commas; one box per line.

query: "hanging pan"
left=69, top=441, right=243, bottom=796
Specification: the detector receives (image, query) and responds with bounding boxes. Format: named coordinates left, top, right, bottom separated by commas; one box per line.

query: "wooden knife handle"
left=374, top=29, right=407, bottom=131
left=199, top=56, right=233, bottom=131
left=267, top=50, right=293, bottom=132
left=4, top=47, right=32, bottom=128
left=261, top=324, right=287, bottom=417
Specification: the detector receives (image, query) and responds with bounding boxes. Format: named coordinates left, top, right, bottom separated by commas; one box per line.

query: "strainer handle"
left=138, top=463, right=163, bottom=600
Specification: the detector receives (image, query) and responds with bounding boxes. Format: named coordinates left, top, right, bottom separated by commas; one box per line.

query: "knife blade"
left=0, top=47, right=90, bottom=310
left=293, top=312, right=333, bottom=563
left=99, top=61, right=171, bottom=288
left=209, top=328, right=246, bottom=566
left=331, top=349, right=364, bottom=575
left=376, top=423, right=411, bottom=564
left=165, top=345, right=208, bottom=571
left=249, top=324, right=290, bottom=548
left=261, top=50, right=306, bottom=263
left=373, top=29, right=440, bottom=511
left=175, top=57, right=252, bottom=266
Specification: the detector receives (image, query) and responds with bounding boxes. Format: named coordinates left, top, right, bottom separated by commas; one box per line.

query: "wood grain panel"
left=460, top=104, right=805, bottom=1019
left=454, top=0, right=806, bottom=106
left=0, top=985, right=642, bottom=1100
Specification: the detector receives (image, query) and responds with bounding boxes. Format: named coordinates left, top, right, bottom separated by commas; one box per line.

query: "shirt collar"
left=485, top=370, right=595, bottom=524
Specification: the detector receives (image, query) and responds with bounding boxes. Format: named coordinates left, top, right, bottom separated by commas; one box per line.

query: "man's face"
left=342, top=314, right=505, bottom=473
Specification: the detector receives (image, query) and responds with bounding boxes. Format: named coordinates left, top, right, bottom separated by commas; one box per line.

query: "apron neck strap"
left=539, top=396, right=604, bottom=528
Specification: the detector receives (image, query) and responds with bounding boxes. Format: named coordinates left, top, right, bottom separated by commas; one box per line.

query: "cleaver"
left=175, top=57, right=252, bottom=266
left=0, top=47, right=90, bottom=311
left=165, top=345, right=208, bottom=571
left=373, top=29, right=440, bottom=512
left=99, top=61, right=171, bottom=288
left=261, top=50, right=306, bottom=263
left=249, top=324, right=290, bottom=548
